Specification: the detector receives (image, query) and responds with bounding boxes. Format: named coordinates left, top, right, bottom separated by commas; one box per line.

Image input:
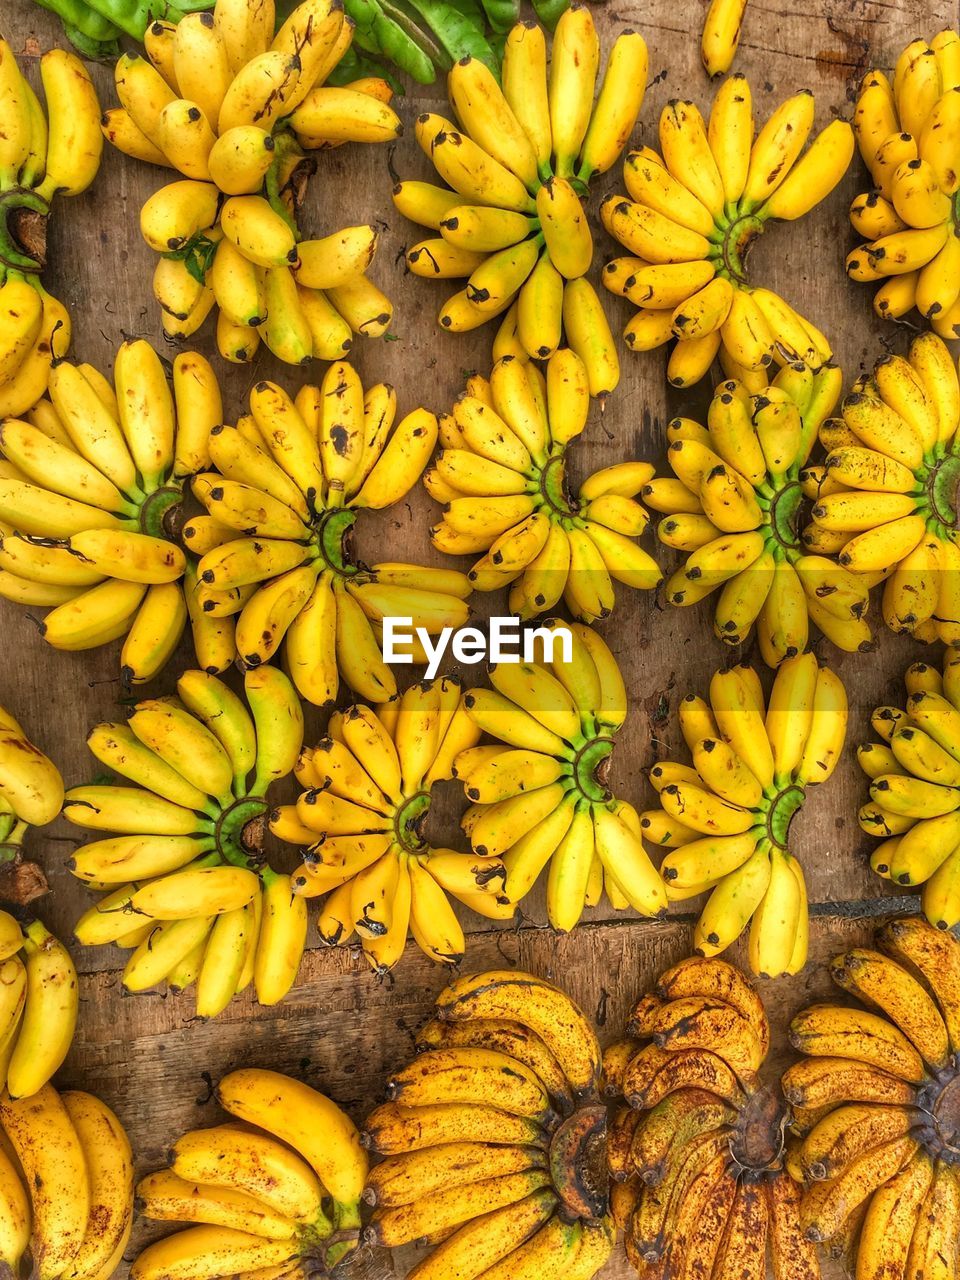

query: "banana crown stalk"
left=785, top=916, right=960, bottom=1274
left=645, top=362, right=874, bottom=665
left=427, top=353, right=662, bottom=623
left=0, top=1081, right=134, bottom=1280
left=189, top=367, right=470, bottom=706
left=600, top=76, right=854, bottom=387
left=66, top=666, right=310, bottom=1017
left=641, top=654, right=847, bottom=978
left=361, top=967, right=614, bottom=1277
left=858, top=650, right=960, bottom=930
left=271, top=676, right=518, bottom=973
left=606, top=954, right=817, bottom=1280
left=103, top=0, right=401, bottom=363
left=394, top=7, right=650, bottom=394
left=847, top=30, right=960, bottom=336
left=454, top=622, right=667, bottom=927
left=807, top=332, right=960, bottom=647
left=0, top=41, right=101, bottom=417
left=134, top=1066, right=367, bottom=1280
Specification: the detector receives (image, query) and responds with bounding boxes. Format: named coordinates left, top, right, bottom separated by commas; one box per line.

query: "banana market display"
left=641, top=655, right=847, bottom=978
left=857, top=652, right=960, bottom=928
left=189, top=368, right=469, bottom=706
left=0, top=1081, right=134, bottom=1280
left=65, top=668, right=311, bottom=1016
left=600, top=76, right=853, bottom=387
left=454, top=624, right=668, bottom=926
left=362, top=969, right=616, bottom=1279
left=426, top=353, right=662, bottom=621
left=271, top=677, right=519, bottom=972
left=134, top=1068, right=367, bottom=1280
left=606, top=955, right=820, bottom=1280
left=786, top=917, right=960, bottom=1277
left=645, top=363, right=868, bottom=663
left=103, top=0, right=401, bottom=363
left=394, top=5, right=648, bottom=393
left=0, top=340, right=225, bottom=680
left=848, top=28, right=960, bottom=336
left=0, top=39, right=101, bottom=418
left=806, top=332, right=960, bottom=647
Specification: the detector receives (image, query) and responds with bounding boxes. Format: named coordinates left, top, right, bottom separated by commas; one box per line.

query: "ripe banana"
left=102, top=0, right=399, bottom=362
left=67, top=669, right=311, bottom=1016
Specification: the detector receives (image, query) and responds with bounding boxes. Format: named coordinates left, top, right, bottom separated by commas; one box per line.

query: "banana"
left=701, top=0, right=747, bottom=76
left=131, top=1225, right=298, bottom=1280
left=60, top=1091, right=134, bottom=1280
left=136, top=1170, right=296, bottom=1240
left=5, top=920, right=77, bottom=1099
left=216, top=1068, right=367, bottom=1205
left=0, top=1084, right=90, bottom=1280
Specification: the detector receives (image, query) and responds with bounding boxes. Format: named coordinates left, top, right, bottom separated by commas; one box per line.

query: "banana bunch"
left=271, top=678, right=518, bottom=973
left=189, top=368, right=469, bottom=705
left=362, top=968, right=615, bottom=1279
left=66, top=667, right=311, bottom=1017
left=104, top=0, right=400, bottom=363
left=646, top=363, right=862, bottom=663
left=605, top=956, right=819, bottom=1280
left=426, top=355, right=661, bottom=621
left=455, top=623, right=668, bottom=925
left=806, top=331, right=960, bottom=646
left=600, top=79, right=853, bottom=387
left=847, top=30, right=960, bottom=334
left=394, top=6, right=650, bottom=395
left=785, top=917, right=960, bottom=1276
left=856, top=651, right=960, bottom=930
left=642, top=655, right=847, bottom=977
left=0, top=339, right=226, bottom=683
left=0, top=698, right=63, bottom=902
left=0, top=1082, right=134, bottom=1280
left=0, top=41, right=102, bottom=417
left=0, top=911, right=77, bottom=1098
left=135, top=1067, right=367, bottom=1280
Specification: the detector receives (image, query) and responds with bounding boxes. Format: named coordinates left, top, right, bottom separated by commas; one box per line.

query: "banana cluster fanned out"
left=395, top=6, right=649, bottom=395
left=857, top=652, right=960, bottom=929
left=135, top=1068, right=367, bottom=1280
left=455, top=623, right=667, bottom=926
left=271, top=678, right=516, bottom=973
left=848, top=31, right=960, bottom=335
left=642, top=656, right=847, bottom=978
left=104, top=0, right=401, bottom=364
left=806, top=332, right=960, bottom=646
left=67, top=668, right=309, bottom=1017
left=188, top=368, right=469, bottom=706
left=0, top=41, right=103, bottom=418
left=606, top=956, right=818, bottom=1280
left=646, top=363, right=862, bottom=664
left=426, top=353, right=661, bottom=623
left=362, top=968, right=615, bottom=1279
left=0, top=340, right=225, bottom=682
left=785, top=917, right=960, bottom=1276
left=600, top=77, right=853, bottom=388
left=0, top=1082, right=134, bottom=1280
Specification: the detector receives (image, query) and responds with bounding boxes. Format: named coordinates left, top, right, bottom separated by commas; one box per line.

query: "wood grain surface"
left=3, top=0, right=960, bottom=1273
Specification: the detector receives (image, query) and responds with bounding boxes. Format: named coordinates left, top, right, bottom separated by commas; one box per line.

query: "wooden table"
left=4, top=0, right=959, bottom=1273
